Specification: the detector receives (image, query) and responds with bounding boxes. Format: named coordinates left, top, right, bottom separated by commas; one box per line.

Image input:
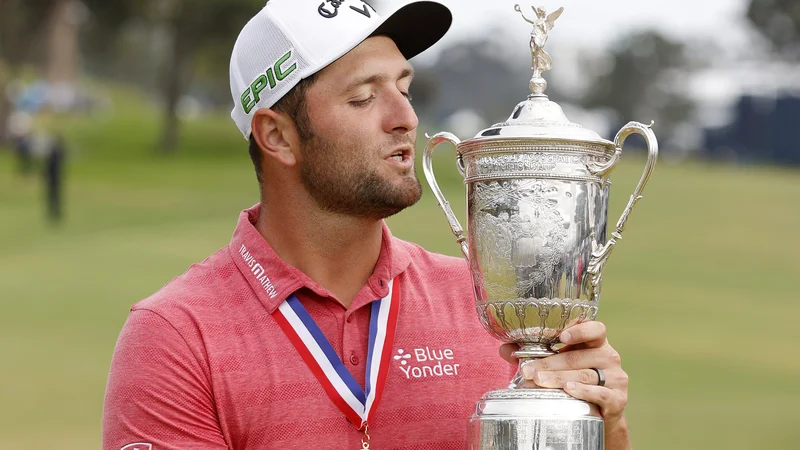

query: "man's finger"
left=499, top=343, right=519, bottom=364
left=560, top=321, right=607, bottom=348
left=563, top=382, right=627, bottom=420
left=523, top=368, right=627, bottom=390
left=527, top=346, right=617, bottom=372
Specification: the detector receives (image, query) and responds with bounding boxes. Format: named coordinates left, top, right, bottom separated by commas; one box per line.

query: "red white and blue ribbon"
left=272, top=279, right=400, bottom=429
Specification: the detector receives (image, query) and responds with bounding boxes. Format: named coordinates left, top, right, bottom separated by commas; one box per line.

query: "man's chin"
left=381, top=187, right=422, bottom=219
left=398, top=176, right=423, bottom=205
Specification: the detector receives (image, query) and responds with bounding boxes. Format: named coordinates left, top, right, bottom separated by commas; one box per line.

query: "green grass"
left=1, top=85, right=799, bottom=449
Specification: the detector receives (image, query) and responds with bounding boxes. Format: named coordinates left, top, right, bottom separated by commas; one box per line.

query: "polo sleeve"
left=102, top=309, right=229, bottom=450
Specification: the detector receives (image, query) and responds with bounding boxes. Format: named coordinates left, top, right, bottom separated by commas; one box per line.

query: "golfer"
left=103, top=1, right=631, bottom=448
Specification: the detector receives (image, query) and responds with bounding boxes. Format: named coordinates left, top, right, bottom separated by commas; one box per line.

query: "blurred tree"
left=46, top=0, right=85, bottom=87
left=0, top=0, right=63, bottom=68
left=412, top=37, right=536, bottom=130
left=406, top=70, right=438, bottom=118
left=581, top=31, right=695, bottom=145
left=83, top=0, right=261, bottom=153
left=0, top=0, right=61, bottom=142
left=747, top=0, right=800, bottom=59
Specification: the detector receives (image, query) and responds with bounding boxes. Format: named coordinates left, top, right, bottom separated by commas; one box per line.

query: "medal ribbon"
left=272, top=279, right=400, bottom=429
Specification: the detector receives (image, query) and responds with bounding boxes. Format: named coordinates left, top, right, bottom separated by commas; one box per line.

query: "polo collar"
left=229, top=204, right=412, bottom=313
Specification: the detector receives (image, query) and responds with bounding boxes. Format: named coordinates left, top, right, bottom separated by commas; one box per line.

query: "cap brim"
left=371, top=1, right=453, bottom=60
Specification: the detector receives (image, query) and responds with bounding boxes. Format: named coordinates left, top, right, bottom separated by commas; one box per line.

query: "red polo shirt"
left=102, top=205, right=512, bottom=449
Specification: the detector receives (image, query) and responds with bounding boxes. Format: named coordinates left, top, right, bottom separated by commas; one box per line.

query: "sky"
left=443, top=0, right=750, bottom=45
left=372, top=0, right=791, bottom=137
left=375, top=0, right=754, bottom=63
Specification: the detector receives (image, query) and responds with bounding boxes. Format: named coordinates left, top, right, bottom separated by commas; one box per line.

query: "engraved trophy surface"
left=423, top=6, right=658, bottom=450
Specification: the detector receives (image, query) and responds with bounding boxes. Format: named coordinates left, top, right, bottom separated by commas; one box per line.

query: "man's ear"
left=251, top=108, right=299, bottom=167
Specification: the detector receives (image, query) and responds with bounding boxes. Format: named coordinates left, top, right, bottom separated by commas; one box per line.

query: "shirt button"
left=349, top=354, right=359, bottom=365
left=346, top=315, right=353, bottom=323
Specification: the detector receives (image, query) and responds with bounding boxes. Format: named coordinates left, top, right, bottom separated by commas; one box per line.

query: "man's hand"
left=499, top=321, right=631, bottom=450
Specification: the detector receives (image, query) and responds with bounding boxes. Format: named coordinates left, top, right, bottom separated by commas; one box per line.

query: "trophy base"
left=468, top=388, right=604, bottom=450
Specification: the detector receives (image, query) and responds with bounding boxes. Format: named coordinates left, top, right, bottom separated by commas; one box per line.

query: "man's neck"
left=256, top=198, right=383, bottom=309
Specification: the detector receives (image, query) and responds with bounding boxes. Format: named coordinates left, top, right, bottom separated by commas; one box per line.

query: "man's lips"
left=385, top=146, right=414, bottom=163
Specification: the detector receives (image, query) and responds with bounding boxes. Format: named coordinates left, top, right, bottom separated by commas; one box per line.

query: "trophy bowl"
left=423, top=5, right=658, bottom=450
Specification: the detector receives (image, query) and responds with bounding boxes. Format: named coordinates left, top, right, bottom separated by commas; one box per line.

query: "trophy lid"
left=471, top=5, right=612, bottom=147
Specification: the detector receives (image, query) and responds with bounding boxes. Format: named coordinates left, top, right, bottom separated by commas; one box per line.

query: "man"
left=43, top=133, right=66, bottom=223
left=102, top=1, right=630, bottom=449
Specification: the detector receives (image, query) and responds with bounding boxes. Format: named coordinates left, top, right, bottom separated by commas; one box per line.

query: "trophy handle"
left=586, top=121, right=658, bottom=295
left=423, top=132, right=469, bottom=260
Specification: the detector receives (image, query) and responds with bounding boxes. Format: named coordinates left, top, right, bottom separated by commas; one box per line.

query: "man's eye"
left=402, top=92, right=413, bottom=102
left=350, top=96, right=375, bottom=107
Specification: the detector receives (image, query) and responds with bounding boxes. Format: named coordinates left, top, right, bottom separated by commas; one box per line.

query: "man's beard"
left=299, top=133, right=422, bottom=220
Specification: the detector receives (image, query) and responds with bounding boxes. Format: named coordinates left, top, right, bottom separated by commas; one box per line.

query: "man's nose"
left=383, top=89, right=419, bottom=134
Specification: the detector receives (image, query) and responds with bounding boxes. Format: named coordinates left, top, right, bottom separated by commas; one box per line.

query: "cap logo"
left=318, top=0, right=375, bottom=19
left=240, top=50, right=297, bottom=114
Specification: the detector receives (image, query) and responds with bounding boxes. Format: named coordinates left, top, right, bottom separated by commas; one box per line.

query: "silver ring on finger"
left=590, top=367, right=606, bottom=387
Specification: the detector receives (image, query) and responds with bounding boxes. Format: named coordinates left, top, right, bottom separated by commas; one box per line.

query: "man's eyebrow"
left=343, top=68, right=415, bottom=94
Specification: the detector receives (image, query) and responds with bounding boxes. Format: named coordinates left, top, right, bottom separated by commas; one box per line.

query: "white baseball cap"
left=229, top=0, right=452, bottom=140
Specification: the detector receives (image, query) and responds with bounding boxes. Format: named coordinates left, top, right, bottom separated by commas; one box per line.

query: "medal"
left=360, top=424, right=371, bottom=449
left=273, top=278, right=401, bottom=444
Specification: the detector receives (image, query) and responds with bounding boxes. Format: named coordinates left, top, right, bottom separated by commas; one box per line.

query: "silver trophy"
left=423, top=5, right=658, bottom=450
